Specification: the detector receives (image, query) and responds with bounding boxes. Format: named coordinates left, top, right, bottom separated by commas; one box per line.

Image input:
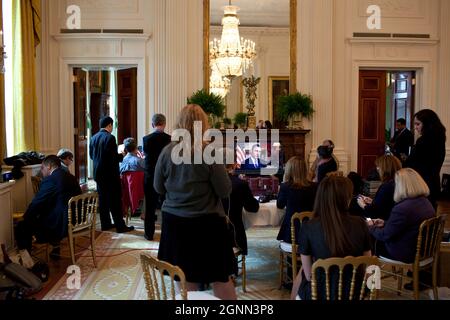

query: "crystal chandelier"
left=210, top=1, right=256, bottom=79
left=210, top=64, right=231, bottom=98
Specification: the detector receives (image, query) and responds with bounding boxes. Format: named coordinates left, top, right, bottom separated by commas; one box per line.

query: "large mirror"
left=203, top=0, right=296, bottom=128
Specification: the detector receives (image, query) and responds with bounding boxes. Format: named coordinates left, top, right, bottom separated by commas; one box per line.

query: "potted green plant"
left=222, top=117, right=232, bottom=129
left=276, top=92, right=314, bottom=129
left=187, top=89, right=226, bottom=126
left=233, top=112, right=248, bottom=129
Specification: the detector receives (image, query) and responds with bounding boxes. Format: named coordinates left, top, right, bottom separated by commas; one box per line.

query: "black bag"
left=0, top=244, right=43, bottom=297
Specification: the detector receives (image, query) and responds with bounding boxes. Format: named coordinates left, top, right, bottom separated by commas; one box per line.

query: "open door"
left=391, top=71, right=415, bottom=134
left=73, top=68, right=88, bottom=185
left=117, top=68, right=137, bottom=144
left=358, top=70, right=387, bottom=178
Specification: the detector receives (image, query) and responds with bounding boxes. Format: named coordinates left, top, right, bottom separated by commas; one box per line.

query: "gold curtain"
left=0, top=2, right=6, bottom=163
left=11, top=0, right=41, bottom=154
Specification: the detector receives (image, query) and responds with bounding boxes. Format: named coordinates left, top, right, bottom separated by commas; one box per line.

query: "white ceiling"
left=210, top=0, right=290, bottom=28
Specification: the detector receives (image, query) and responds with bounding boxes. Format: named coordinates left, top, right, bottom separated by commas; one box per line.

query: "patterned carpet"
left=42, top=222, right=447, bottom=300
left=42, top=226, right=291, bottom=300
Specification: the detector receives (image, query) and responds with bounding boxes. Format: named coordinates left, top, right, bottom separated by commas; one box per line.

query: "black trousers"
left=144, top=178, right=158, bottom=238
left=15, top=218, right=60, bottom=251
left=96, top=178, right=126, bottom=230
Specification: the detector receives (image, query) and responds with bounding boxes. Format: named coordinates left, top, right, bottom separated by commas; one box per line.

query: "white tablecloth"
left=243, top=200, right=285, bottom=229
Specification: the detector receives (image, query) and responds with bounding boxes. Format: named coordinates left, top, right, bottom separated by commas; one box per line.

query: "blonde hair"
left=375, top=155, right=402, bottom=182
left=394, top=168, right=430, bottom=203
left=283, top=156, right=310, bottom=188
left=174, top=104, right=210, bottom=148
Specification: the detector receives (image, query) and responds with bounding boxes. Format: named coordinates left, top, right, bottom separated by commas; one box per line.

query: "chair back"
left=68, top=192, right=98, bottom=234
left=291, top=211, right=314, bottom=280
left=414, top=215, right=446, bottom=268
left=31, top=176, right=42, bottom=194
left=121, top=171, right=145, bottom=214
left=140, top=253, right=187, bottom=300
left=311, top=256, right=379, bottom=300
left=326, top=171, right=343, bottom=178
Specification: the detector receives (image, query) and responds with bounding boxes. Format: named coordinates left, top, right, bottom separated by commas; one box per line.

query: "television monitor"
left=233, top=141, right=284, bottom=177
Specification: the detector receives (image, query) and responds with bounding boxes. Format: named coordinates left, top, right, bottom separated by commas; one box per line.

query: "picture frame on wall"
left=268, top=76, right=290, bottom=129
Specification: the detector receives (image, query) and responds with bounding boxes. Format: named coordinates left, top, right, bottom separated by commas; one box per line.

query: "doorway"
left=72, top=66, right=138, bottom=186
left=358, top=70, right=416, bottom=178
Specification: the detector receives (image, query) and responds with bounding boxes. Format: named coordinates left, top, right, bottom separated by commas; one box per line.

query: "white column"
left=298, top=0, right=334, bottom=166
left=149, top=0, right=203, bottom=134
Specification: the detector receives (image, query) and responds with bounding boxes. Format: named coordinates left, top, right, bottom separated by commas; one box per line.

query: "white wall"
left=298, top=0, right=450, bottom=175
left=37, top=0, right=203, bottom=156
left=36, top=0, right=450, bottom=178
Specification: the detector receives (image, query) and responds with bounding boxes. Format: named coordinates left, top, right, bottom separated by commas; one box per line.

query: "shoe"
left=101, top=224, right=115, bottom=231
left=49, top=247, right=61, bottom=261
left=144, top=234, right=153, bottom=241
left=403, top=281, right=428, bottom=291
left=116, top=225, right=135, bottom=233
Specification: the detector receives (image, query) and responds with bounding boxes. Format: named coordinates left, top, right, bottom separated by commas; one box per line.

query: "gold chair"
left=140, top=253, right=187, bottom=300
left=326, top=171, right=343, bottom=178
left=34, top=192, right=98, bottom=265
left=279, top=211, right=313, bottom=289
left=66, top=192, right=98, bottom=267
left=378, top=215, right=446, bottom=300
left=233, top=247, right=247, bottom=292
left=140, top=253, right=220, bottom=300
left=311, top=256, right=379, bottom=300
left=31, top=176, right=42, bottom=194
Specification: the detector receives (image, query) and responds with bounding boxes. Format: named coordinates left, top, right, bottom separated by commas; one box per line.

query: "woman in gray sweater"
left=154, top=104, right=236, bottom=300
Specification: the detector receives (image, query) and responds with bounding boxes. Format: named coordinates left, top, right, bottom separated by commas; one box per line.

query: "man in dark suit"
left=89, top=116, right=133, bottom=233
left=143, top=114, right=171, bottom=240
left=241, top=144, right=266, bottom=170
left=390, top=118, right=414, bottom=162
left=16, top=155, right=82, bottom=253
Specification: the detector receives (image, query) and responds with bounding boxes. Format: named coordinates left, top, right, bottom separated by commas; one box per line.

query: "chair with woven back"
left=377, top=215, right=446, bottom=300
left=311, top=256, right=379, bottom=300
left=140, top=253, right=219, bottom=300
left=279, top=211, right=314, bottom=289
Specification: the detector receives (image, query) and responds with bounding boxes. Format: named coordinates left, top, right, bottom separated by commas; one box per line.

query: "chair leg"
left=91, top=229, right=97, bottom=268
left=413, top=269, right=420, bottom=300
left=68, top=234, right=76, bottom=266
left=242, top=255, right=246, bottom=292
left=432, top=262, right=439, bottom=300
left=279, top=251, right=284, bottom=289
left=396, top=267, right=403, bottom=296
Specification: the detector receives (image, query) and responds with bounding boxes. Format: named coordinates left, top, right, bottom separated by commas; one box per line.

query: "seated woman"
left=291, top=176, right=372, bottom=300
left=221, top=152, right=259, bottom=256
left=368, top=168, right=435, bottom=263
left=308, top=139, right=338, bottom=181
left=315, top=145, right=338, bottom=183
left=357, top=155, right=402, bottom=220
left=277, top=156, right=316, bottom=243
left=120, top=138, right=145, bottom=174
left=120, top=138, right=145, bottom=216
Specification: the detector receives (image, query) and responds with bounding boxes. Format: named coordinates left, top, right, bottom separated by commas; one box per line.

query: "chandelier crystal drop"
left=209, top=3, right=257, bottom=79
left=210, top=64, right=231, bottom=98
